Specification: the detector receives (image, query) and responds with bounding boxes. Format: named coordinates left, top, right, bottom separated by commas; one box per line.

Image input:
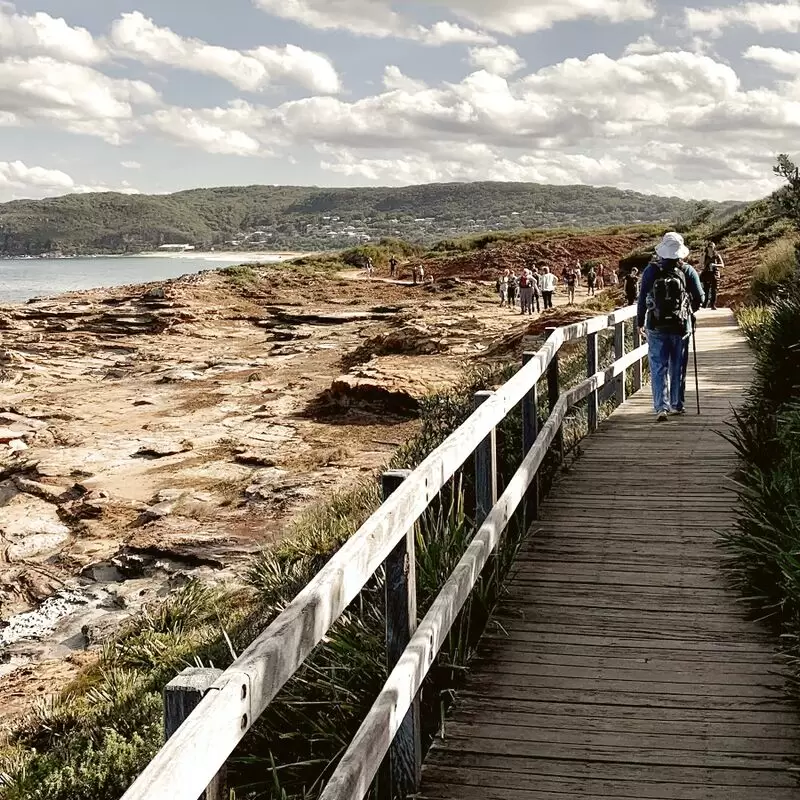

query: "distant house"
left=158, top=244, right=195, bottom=251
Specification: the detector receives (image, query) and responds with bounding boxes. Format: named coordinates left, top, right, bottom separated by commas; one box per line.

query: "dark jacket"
left=637, top=259, right=704, bottom=334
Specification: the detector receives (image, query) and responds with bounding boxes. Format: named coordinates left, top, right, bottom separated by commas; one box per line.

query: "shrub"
left=751, top=238, right=799, bottom=301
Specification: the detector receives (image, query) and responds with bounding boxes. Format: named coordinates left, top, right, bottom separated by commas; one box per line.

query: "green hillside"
left=0, top=182, right=730, bottom=256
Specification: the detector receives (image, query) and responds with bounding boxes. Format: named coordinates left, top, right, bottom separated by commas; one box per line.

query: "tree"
left=773, top=154, right=800, bottom=229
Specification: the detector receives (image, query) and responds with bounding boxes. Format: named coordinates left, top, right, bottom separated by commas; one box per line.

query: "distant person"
left=596, top=263, right=606, bottom=290
left=575, top=259, right=583, bottom=286
left=586, top=266, right=597, bottom=296
left=497, top=271, right=509, bottom=307
left=389, top=256, right=398, bottom=278
left=637, top=232, right=704, bottom=422
left=365, top=257, right=375, bottom=279
left=531, top=268, right=541, bottom=312
left=700, top=242, right=723, bottom=310
left=412, top=265, right=418, bottom=285
left=624, top=268, right=639, bottom=306
left=540, top=266, right=557, bottom=309
left=610, top=269, right=619, bottom=287
left=519, top=270, right=534, bottom=315
left=507, top=273, right=519, bottom=310
left=418, top=265, right=425, bottom=284
left=565, top=266, right=578, bottom=305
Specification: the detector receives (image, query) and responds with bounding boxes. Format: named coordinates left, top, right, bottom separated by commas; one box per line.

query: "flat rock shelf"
left=420, top=310, right=800, bottom=800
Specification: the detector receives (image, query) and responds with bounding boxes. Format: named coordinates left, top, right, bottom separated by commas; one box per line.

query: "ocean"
left=0, top=253, right=296, bottom=304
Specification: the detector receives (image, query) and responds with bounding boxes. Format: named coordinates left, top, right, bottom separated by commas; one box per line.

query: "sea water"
left=0, top=253, right=295, bottom=304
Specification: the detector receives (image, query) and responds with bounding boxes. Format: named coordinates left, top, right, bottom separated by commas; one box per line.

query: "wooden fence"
left=119, top=305, right=647, bottom=800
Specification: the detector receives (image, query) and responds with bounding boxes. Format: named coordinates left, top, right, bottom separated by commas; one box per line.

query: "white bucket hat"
left=655, top=232, right=690, bottom=260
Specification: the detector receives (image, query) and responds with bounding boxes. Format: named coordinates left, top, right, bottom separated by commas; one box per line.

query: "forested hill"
left=0, top=182, right=730, bottom=256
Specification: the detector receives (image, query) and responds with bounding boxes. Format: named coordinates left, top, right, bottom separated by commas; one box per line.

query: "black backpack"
left=651, top=263, right=689, bottom=330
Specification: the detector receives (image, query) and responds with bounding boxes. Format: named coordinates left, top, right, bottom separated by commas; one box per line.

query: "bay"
left=0, top=252, right=297, bottom=304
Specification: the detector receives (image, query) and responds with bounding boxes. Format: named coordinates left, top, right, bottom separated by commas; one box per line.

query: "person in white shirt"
left=540, top=267, right=557, bottom=309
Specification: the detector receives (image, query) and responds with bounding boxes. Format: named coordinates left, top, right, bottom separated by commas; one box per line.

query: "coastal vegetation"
left=0, top=182, right=728, bottom=257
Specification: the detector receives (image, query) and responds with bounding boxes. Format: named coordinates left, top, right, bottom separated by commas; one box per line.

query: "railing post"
left=522, top=352, right=540, bottom=521
left=474, top=391, right=497, bottom=525
left=545, top=328, right=564, bottom=462
left=632, top=323, right=643, bottom=393
left=164, top=668, right=226, bottom=800
left=614, top=320, right=626, bottom=405
left=381, top=469, right=420, bottom=799
left=586, top=332, right=599, bottom=433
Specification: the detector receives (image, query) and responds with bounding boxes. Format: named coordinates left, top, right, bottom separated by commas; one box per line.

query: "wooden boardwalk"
left=421, top=310, right=800, bottom=800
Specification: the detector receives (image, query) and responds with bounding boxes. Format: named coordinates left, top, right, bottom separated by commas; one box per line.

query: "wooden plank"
left=380, top=470, right=420, bottom=799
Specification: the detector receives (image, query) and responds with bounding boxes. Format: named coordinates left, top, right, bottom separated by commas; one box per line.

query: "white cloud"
left=744, top=45, right=800, bottom=73
left=0, top=7, right=105, bottom=63
left=623, top=35, right=664, bottom=55
left=121, top=160, right=142, bottom=169
left=255, top=0, right=655, bottom=37
left=468, top=45, right=525, bottom=75
left=382, top=66, right=428, bottom=92
left=254, top=0, right=495, bottom=44
left=109, top=12, right=341, bottom=94
left=0, top=159, right=140, bottom=201
left=145, top=106, right=267, bottom=156
left=0, top=57, right=159, bottom=144
left=686, top=2, right=800, bottom=34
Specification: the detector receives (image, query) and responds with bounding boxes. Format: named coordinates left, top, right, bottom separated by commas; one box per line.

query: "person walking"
left=637, top=232, right=704, bottom=422
left=624, top=268, right=639, bottom=306
left=389, top=256, right=398, bottom=278
left=597, top=264, right=606, bottom=291
left=497, top=272, right=508, bottom=307
left=540, top=266, right=557, bottom=310
left=365, top=257, right=375, bottom=279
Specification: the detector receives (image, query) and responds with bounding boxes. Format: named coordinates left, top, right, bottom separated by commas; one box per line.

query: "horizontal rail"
left=120, top=305, right=641, bottom=800
left=318, top=341, right=648, bottom=800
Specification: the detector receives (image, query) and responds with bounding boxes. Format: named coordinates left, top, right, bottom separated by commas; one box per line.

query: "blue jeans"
left=648, top=329, right=689, bottom=412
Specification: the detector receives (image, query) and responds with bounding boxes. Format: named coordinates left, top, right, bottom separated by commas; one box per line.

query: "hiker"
left=565, top=265, right=578, bottom=305
left=624, top=268, right=639, bottom=306
left=519, top=270, right=534, bottom=315
left=365, top=257, right=375, bottom=278
left=412, top=265, right=418, bottom=285
left=389, top=256, right=398, bottom=278
left=610, top=268, right=619, bottom=287
left=586, top=266, right=597, bottom=296
left=597, top=263, right=606, bottom=290
left=700, top=242, right=723, bottom=310
left=637, top=232, right=704, bottom=422
left=507, top=273, right=518, bottom=309
left=531, top=268, right=541, bottom=312
left=540, top=266, right=557, bottom=309
left=497, top=271, right=509, bottom=307
left=418, top=265, right=425, bottom=284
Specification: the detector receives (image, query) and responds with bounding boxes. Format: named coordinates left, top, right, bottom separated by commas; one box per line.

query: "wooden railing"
left=119, top=305, right=646, bottom=800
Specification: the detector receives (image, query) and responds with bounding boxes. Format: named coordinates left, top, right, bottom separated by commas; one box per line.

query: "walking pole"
left=692, top=315, right=701, bottom=415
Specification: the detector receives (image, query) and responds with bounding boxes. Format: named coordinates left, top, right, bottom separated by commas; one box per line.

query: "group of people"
left=496, top=260, right=623, bottom=312
left=496, top=267, right=559, bottom=314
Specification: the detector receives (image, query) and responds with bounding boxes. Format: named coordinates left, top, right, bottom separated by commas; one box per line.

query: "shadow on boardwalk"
left=420, top=310, right=800, bottom=800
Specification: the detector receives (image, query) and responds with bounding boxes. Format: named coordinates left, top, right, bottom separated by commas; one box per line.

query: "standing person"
left=389, top=256, right=398, bottom=278
left=540, top=267, right=557, bottom=309
left=624, top=268, right=639, bottom=306
left=412, top=265, right=418, bottom=285
left=611, top=268, right=619, bottom=287
left=365, top=257, right=375, bottom=278
left=519, top=270, right=534, bottom=315
left=701, top=242, right=723, bottom=310
left=497, top=271, right=508, bottom=307
left=565, top=266, right=578, bottom=305
left=637, top=232, right=704, bottom=422
left=586, top=265, right=597, bottom=296
left=531, top=268, right=541, bottom=313
left=507, top=273, right=518, bottom=310
left=418, top=264, right=425, bottom=284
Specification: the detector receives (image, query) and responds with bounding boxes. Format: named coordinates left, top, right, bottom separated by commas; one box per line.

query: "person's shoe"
left=656, top=411, right=668, bottom=422
left=669, top=408, right=687, bottom=416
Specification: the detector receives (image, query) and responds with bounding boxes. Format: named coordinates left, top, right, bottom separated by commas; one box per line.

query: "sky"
left=1, top=0, right=799, bottom=203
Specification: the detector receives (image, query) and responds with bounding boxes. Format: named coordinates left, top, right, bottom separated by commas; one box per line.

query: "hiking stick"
left=692, top=315, right=701, bottom=415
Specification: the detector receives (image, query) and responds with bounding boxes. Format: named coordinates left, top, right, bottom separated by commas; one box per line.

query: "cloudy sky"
left=1, top=0, right=799, bottom=203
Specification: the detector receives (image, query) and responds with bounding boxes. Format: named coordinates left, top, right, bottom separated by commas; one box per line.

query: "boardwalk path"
left=420, top=309, right=800, bottom=799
